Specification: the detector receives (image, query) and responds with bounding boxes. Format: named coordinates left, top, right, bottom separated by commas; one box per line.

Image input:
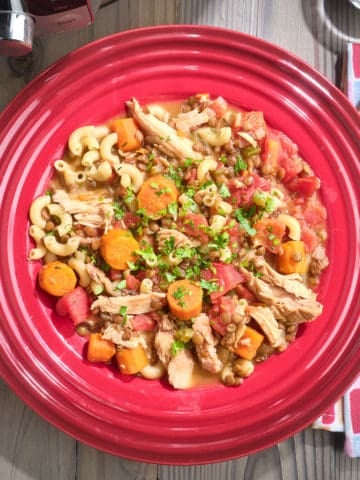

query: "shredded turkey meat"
left=91, top=292, right=166, bottom=315
left=242, top=267, right=323, bottom=323
left=252, top=256, right=315, bottom=299
left=173, top=108, right=211, bottom=133
left=154, top=315, right=176, bottom=367
left=248, top=306, right=287, bottom=350
left=102, top=324, right=146, bottom=349
left=126, top=98, right=203, bottom=161
left=157, top=228, right=200, bottom=250
left=86, top=264, right=123, bottom=296
left=52, top=189, right=114, bottom=229
left=192, top=314, right=223, bottom=373
left=167, top=349, right=195, bottom=389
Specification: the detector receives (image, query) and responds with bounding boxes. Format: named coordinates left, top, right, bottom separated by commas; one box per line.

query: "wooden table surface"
left=0, top=1, right=359, bottom=478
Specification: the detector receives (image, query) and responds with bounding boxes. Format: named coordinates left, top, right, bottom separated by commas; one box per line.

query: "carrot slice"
left=111, top=117, right=142, bottom=152
left=234, top=326, right=264, bottom=360
left=277, top=240, right=307, bottom=274
left=100, top=229, right=139, bottom=270
left=87, top=333, right=116, bottom=363
left=38, top=260, right=77, bottom=297
left=137, top=174, right=178, bottom=219
left=116, top=345, right=149, bottom=374
left=167, top=279, right=203, bottom=321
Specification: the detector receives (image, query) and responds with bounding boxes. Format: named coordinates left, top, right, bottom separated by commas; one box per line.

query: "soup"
left=28, top=94, right=329, bottom=389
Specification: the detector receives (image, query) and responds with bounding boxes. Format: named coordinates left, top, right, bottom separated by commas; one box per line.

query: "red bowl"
left=0, top=25, right=359, bottom=465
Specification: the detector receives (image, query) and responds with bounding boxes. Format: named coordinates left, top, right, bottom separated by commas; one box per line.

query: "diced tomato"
left=202, top=263, right=245, bottom=302
left=300, top=223, right=319, bottom=253
left=181, top=213, right=209, bottom=243
left=280, top=155, right=303, bottom=183
left=55, top=286, right=90, bottom=325
left=287, top=176, right=320, bottom=197
left=254, top=218, right=286, bottom=254
left=209, top=316, right=228, bottom=336
left=208, top=296, right=237, bottom=335
left=278, top=130, right=298, bottom=157
left=262, top=130, right=302, bottom=182
left=226, top=219, right=245, bottom=239
left=229, top=173, right=271, bottom=207
left=210, top=96, right=228, bottom=118
left=226, top=219, right=246, bottom=251
left=302, top=201, right=327, bottom=227
left=235, top=284, right=257, bottom=303
left=123, top=212, right=141, bottom=229
left=130, top=314, right=157, bottom=331
left=125, top=273, right=141, bottom=290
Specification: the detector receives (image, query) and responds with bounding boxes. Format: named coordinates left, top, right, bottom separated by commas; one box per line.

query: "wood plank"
left=0, top=380, right=76, bottom=480
left=76, top=443, right=157, bottom=480
left=158, top=430, right=360, bottom=480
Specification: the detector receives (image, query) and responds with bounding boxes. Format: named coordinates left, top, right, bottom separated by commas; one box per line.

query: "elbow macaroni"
left=116, top=163, right=144, bottom=193
left=196, top=158, right=218, bottom=182
left=100, top=132, right=119, bottom=165
left=81, top=150, right=101, bottom=168
left=140, top=278, right=153, bottom=294
left=215, top=199, right=233, bottom=215
left=277, top=214, right=301, bottom=240
left=68, top=256, right=91, bottom=287
left=197, top=126, right=232, bottom=147
left=87, top=161, right=113, bottom=183
left=209, top=215, right=227, bottom=233
left=28, top=246, right=47, bottom=260
left=29, top=224, right=46, bottom=243
left=43, top=235, right=80, bottom=256
left=29, top=195, right=51, bottom=229
left=47, top=203, right=73, bottom=237
left=68, top=126, right=96, bottom=157
left=54, top=160, right=86, bottom=186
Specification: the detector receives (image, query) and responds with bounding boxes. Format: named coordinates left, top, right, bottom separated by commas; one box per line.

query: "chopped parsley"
left=209, top=232, right=230, bottom=249
left=113, top=201, right=125, bottom=220
left=234, top=155, right=247, bottom=174
left=173, top=286, right=188, bottom=300
left=172, top=285, right=191, bottom=308
left=100, top=260, right=111, bottom=273
left=167, top=201, right=178, bottom=219
left=171, top=340, right=186, bottom=356
left=234, top=208, right=257, bottom=236
left=136, top=245, right=158, bottom=266
left=114, top=280, right=127, bottom=290
left=174, top=245, right=196, bottom=260
left=167, top=165, right=183, bottom=189
left=200, top=278, right=219, bottom=293
left=123, top=187, right=135, bottom=204
left=163, top=271, right=177, bottom=283
left=218, top=183, right=231, bottom=198
left=183, top=157, right=194, bottom=167
left=118, top=306, right=128, bottom=325
left=161, top=236, right=175, bottom=255
left=253, top=190, right=277, bottom=214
